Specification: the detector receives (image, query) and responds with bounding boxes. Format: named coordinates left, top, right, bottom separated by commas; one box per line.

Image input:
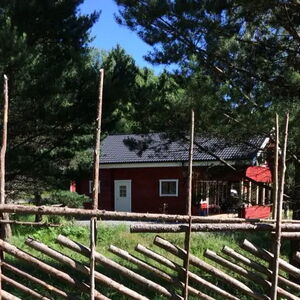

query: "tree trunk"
left=34, top=193, right=42, bottom=223
left=0, top=213, right=11, bottom=240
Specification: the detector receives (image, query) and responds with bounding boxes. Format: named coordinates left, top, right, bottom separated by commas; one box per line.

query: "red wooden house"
left=74, top=133, right=272, bottom=215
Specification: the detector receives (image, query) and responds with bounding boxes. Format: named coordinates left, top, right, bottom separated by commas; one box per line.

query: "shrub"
left=46, top=190, right=89, bottom=208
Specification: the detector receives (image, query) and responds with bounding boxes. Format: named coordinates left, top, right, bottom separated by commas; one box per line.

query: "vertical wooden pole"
left=262, top=187, right=265, bottom=205
left=255, top=185, right=259, bottom=205
left=271, top=113, right=289, bottom=300
left=0, top=74, right=11, bottom=300
left=265, top=185, right=269, bottom=205
left=0, top=75, right=8, bottom=208
left=240, top=180, right=244, bottom=201
left=272, top=114, right=279, bottom=219
left=90, top=69, right=104, bottom=299
left=247, top=181, right=252, bottom=204
left=0, top=74, right=10, bottom=240
left=183, top=109, right=194, bottom=300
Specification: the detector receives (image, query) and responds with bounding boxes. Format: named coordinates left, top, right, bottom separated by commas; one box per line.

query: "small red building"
left=75, top=133, right=272, bottom=215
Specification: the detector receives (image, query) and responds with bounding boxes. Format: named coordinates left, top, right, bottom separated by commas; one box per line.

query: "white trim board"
left=100, top=160, right=253, bottom=169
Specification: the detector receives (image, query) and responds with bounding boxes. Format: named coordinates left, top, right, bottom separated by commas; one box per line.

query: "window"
left=119, top=185, right=127, bottom=197
left=159, top=179, right=178, bottom=197
left=89, top=180, right=100, bottom=194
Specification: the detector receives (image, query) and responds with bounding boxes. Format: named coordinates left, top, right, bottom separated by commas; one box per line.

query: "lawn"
left=2, top=218, right=293, bottom=299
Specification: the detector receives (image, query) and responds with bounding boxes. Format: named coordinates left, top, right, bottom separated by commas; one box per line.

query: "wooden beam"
left=242, top=239, right=300, bottom=280
left=154, top=236, right=267, bottom=300
left=2, top=290, right=21, bottom=300
left=0, top=220, right=59, bottom=227
left=25, top=237, right=148, bottom=300
left=0, top=239, right=107, bottom=300
left=205, top=249, right=297, bottom=300
left=222, top=246, right=300, bottom=294
left=278, top=232, right=300, bottom=239
left=56, top=235, right=182, bottom=300
left=135, top=244, right=239, bottom=300
left=2, top=274, right=51, bottom=300
left=130, top=223, right=300, bottom=233
left=2, top=262, right=69, bottom=299
left=2, top=204, right=300, bottom=223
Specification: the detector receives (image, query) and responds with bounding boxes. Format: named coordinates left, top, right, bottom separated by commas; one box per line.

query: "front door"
left=114, top=180, right=132, bottom=212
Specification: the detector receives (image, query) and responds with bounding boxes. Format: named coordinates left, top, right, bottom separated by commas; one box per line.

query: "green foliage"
left=114, top=0, right=300, bottom=210
left=114, top=0, right=299, bottom=134
left=46, top=190, right=89, bottom=208
left=0, top=0, right=100, bottom=197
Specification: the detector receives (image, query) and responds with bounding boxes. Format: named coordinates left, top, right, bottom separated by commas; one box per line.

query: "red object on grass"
left=246, top=166, right=272, bottom=183
left=241, top=205, right=271, bottom=219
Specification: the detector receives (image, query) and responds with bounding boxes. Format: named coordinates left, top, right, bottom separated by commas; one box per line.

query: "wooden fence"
left=1, top=227, right=300, bottom=299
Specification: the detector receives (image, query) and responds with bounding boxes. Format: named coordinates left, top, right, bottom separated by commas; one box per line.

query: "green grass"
left=2, top=219, right=295, bottom=299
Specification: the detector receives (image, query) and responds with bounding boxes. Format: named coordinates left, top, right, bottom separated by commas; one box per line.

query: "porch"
left=192, top=180, right=272, bottom=216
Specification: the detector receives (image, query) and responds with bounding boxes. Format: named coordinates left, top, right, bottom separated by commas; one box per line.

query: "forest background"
left=0, top=0, right=299, bottom=214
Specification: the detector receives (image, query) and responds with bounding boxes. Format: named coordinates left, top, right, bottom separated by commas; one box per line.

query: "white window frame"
left=89, top=180, right=100, bottom=194
left=159, top=179, right=178, bottom=197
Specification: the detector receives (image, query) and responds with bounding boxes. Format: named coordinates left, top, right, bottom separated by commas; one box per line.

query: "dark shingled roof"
left=100, top=133, right=268, bottom=164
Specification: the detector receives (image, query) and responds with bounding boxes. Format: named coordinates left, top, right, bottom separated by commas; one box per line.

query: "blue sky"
left=79, top=0, right=164, bottom=72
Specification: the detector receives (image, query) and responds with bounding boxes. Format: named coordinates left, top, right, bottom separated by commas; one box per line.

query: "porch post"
left=247, top=181, right=252, bottom=204
left=255, top=185, right=259, bottom=205
left=240, top=180, right=244, bottom=202
left=262, top=187, right=266, bottom=205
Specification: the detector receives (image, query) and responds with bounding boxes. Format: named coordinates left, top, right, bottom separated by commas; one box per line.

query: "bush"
left=46, top=190, right=89, bottom=208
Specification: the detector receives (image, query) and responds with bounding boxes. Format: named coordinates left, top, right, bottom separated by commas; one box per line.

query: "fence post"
left=90, top=69, right=104, bottom=299
left=271, top=113, right=289, bottom=299
left=183, top=109, right=194, bottom=299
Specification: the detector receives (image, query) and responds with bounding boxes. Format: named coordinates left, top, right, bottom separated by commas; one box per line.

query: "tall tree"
left=0, top=0, right=100, bottom=197
left=115, top=0, right=300, bottom=267
left=115, top=0, right=299, bottom=133
left=114, top=0, right=300, bottom=171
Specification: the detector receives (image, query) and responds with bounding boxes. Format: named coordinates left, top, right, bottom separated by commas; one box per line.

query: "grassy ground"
left=2, top=217, right=294, bottom=299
